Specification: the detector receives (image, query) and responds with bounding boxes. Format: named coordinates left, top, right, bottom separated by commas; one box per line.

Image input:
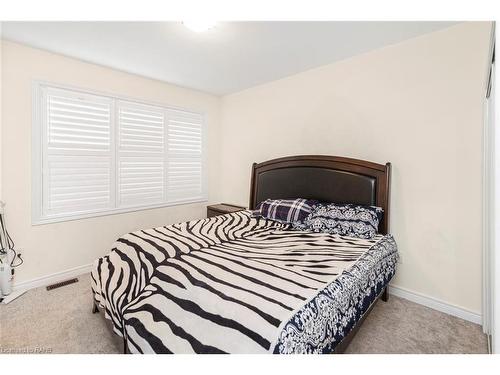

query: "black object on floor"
left=46, top=278, right=79, bottom=291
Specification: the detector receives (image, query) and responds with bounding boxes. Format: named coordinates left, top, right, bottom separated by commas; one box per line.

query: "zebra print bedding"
left=91, top=210, right=398, bottom=354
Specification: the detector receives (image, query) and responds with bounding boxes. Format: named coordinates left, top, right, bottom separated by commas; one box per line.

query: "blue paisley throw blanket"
left=92, top=210, right=398, bottom=354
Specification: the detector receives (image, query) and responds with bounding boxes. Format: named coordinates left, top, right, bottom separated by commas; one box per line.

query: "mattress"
left=91, top=210, right=398, bottom=354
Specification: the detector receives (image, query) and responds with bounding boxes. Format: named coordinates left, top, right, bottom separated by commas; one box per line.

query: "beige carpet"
left=0, top=274, right=488, bottom=354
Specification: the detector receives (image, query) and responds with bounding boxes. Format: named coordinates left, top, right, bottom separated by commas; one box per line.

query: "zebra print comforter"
left=91, top=210, right=398, bottom=354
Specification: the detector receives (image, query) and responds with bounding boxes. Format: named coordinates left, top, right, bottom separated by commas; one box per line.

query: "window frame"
left=32, top=81, right=208, bottom=225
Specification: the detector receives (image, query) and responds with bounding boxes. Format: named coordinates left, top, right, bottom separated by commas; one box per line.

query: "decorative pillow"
left=252, top=198, right=317, bottom=224
left=294, top=203, right=383, bottom=239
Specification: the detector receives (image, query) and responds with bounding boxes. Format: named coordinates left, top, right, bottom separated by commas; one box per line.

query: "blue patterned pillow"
left=294, top=203, right=383, bottom=239
left=252, top=198, right=318, bottom=224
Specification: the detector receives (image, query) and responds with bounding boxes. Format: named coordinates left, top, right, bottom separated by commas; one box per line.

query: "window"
left=32, top=83, right=207, bottom=224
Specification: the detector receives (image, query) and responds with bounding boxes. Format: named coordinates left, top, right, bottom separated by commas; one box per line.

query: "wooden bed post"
left=122, top=325, right=129, bottom=354
left=381, top=287, right=389, bottom=302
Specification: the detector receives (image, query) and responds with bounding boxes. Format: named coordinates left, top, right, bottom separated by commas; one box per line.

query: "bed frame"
left=249, top=155, right=392, bottom=353
left=250, top=155, right=391, bottom=234
left=94, top=154, right=392, bottom=354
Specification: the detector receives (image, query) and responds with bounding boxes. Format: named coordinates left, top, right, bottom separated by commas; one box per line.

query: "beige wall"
left=218, top=22, right=492, bottom=314
left=1, top=40, right=221, bottom=284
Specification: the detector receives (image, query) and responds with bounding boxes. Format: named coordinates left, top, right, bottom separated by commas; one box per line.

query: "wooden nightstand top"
left=207, top=203, right=246, bottom=217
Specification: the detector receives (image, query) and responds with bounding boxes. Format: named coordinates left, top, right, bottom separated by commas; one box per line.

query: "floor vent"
left=46, top=278, right=79, bottom=291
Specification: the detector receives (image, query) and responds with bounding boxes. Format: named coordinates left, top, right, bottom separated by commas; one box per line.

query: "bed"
left=91, top=155, right=398, bottom=354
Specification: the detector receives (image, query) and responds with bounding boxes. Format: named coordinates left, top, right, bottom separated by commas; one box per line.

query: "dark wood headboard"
left=249, top=155, right=391, bottom=234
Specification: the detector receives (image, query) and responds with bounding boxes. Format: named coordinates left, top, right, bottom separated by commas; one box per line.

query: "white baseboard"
left=389, top=285, right=482, bottom=325
left=13, top=263, right=92, bottom=292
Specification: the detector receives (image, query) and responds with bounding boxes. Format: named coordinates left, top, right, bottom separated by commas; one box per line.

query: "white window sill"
left=32, top=198, right=208, bottom=226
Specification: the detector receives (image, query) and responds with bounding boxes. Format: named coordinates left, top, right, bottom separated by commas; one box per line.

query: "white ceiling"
left=1, top=21, right=458, bottom=95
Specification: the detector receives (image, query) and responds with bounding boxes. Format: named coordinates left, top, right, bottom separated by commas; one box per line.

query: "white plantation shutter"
left=34, top=83, right=207, bottom=224
left=166, top=109, right=205, bottom=202
left=42, top=87, right=113, bottom=218
left=117, top=101, right=165, bottom=207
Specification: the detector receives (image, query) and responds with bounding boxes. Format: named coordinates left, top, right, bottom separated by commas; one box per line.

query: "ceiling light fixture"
left=182, top=20, right=217, bottom=33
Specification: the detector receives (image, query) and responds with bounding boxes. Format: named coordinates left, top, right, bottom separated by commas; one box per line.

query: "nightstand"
left=207, top=203, right=246, bottom=218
